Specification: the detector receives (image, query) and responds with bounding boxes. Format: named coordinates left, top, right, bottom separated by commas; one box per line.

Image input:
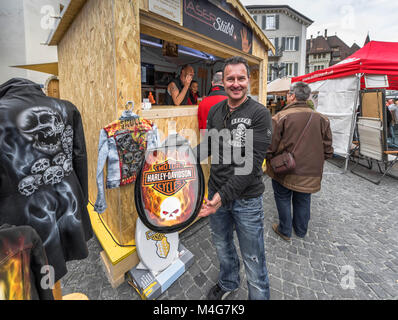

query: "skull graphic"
left=53, top=153, right=67, bottom=166
left=17, top=106, right=65, bottom=155
left=31, top=158, right=50, bottom=174
left=123, top=152, right=134, bottom=164
left=231, top=123, right=247, bottom=147
left=115, top=132, right=134, bottom=151
left=159, top=197, right=182, bottom=221
left=42, top=166, right=64, bottom=185
left=63, top=159, right=73, bottom=175
left=121, top=164, right=130, bottom=178
left=134, top=149, right=144, bottom=163
left=62, top=125, right=73, bottom=158
left=18, top=175, right=43, bottom=196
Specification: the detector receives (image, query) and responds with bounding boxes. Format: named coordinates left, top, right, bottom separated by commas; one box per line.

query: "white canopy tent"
left=267, top=77, right=291, bottom=96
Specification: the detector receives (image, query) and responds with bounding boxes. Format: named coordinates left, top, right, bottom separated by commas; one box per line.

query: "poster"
left=183, top=0, right=253, bottom=54
left=149, top=0, right=182, bottom=24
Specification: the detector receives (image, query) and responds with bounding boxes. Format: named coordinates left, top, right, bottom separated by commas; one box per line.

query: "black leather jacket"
left=0, top=78, right=93, bottom=282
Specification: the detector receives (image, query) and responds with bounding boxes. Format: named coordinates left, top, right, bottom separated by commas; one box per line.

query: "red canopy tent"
left=293, top=41, right=398, bottom=90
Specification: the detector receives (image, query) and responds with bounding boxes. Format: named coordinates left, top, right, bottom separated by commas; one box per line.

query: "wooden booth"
left=47, top=0, right=274, bottom=287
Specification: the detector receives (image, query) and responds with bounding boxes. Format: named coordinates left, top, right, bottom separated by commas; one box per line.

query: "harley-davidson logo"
left=143, top=160, right=196, bottom=196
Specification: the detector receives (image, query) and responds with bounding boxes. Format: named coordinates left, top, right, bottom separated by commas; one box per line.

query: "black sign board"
left=183, top=0, right=253, bottom=54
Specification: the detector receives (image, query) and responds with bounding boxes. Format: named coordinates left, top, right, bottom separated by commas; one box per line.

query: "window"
left=314, top=65, right=324, bottom=71
left=268, top=38, right=275, bottom=56
left=266, top=14, right=276, bottom=30
left=268, top=64, right=273, bottom=82
left=268, top=64, right=277, bottom=82
left=253, top=15, right=257, bottom=22
left=285, top=37, right=295, bottom=51
left=285, top=63, right=294, bottom=76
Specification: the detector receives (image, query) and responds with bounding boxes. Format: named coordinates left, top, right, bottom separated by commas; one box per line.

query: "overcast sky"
left=241, top=0, right=398, bottom=47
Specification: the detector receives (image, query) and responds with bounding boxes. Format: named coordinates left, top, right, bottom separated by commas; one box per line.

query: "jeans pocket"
left=238, top=196, right=261, bottom=207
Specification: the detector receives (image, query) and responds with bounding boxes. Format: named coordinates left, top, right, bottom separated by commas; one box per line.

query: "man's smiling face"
left=223, top=63, right=249, bottom=107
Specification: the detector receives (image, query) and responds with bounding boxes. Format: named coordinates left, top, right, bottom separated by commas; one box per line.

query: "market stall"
left=292, top=41, right=398, bottom=170
left=47, top=0, right=273, bottom=286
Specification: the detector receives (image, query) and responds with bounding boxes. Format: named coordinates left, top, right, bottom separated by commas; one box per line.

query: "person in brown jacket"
left=266, top=81, right=333, bottom=241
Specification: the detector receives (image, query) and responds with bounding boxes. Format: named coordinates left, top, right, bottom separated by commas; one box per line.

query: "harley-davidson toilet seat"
left=134, top=133, right=204, bottom=234
left=135, top=217, right=179, bottom=273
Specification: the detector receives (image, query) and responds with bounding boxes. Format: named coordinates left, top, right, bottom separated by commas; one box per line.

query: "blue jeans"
left=208, top=189, right=270, bottom=300
left=272, top=179, right=311, bottom=238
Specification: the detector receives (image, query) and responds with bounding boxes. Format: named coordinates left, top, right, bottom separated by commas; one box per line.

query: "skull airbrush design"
left=16, top=106, right=74, bottom=196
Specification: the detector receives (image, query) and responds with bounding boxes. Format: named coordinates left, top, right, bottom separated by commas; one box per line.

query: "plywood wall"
left=112, top=0, right=142, bottom=244
left=252, top=36, right=268, bottom=105
left=58, top=0, right=142, bottom=244
left=361, top=91, right=384, bottom=119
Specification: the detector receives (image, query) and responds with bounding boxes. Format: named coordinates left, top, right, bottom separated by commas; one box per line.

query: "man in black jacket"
left=195, top=56, right=272, bottom=300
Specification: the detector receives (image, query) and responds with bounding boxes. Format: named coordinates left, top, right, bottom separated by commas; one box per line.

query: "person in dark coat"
left=266, top=81, right=333, bottom=241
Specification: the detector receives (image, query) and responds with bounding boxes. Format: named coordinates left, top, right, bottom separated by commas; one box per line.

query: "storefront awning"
left=10, top=62, right=58, bottom=76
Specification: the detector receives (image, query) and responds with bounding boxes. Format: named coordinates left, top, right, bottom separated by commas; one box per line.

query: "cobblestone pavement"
left=61, top=160, right=398, bottom=300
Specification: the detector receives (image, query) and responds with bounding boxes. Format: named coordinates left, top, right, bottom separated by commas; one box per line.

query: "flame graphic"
left=141, top=148, right=198, bottom=227
left=0, top=237, right=31, bottom=300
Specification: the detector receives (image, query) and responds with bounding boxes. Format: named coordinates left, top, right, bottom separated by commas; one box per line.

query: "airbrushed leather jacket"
left=0, top=224, right=54, bottom=300
left=94, top=111, right=160, bottom=214
left=0, top=78, right=93, bottom=283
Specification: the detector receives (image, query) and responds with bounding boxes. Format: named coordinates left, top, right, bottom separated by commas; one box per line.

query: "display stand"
left=127, top=218, right=194, bottom=300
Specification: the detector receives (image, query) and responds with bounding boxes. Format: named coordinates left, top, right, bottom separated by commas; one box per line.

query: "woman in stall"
left=187, top=80, right=201, bottom=105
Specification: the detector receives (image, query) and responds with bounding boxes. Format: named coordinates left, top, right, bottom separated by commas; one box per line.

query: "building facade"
left=0, top=0, right=68, bottom=85
left=246, top=5, right=313, bottom=82
left=306, top=29, right=361, bottom=74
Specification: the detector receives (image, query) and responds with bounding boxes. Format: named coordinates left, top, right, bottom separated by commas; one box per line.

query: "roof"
left=307, top=34, right=360, bottom=62
left=294, top=41, right=398, bottom=90
left=46, top=0, right=87, bottom=46
left=245, top=5, right=313, bottom=25
left=47, top=0, right=275, bottom=54
left=307, top=36, right=331, bottom=54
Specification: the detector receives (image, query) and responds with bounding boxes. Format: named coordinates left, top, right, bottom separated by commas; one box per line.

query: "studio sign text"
left=213, top=17, right=234, bottom=37
left=185, top=2, right=235, bottom=38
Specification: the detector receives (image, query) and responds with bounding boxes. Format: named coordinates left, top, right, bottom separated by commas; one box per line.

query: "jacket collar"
left=283, top=101, right=310, bottom=111
left=0, top=78, right=44, bottom=99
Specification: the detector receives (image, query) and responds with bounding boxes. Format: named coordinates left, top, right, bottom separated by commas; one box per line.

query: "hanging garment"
left=135, top=133, right=204, bottom=233
left=94, top=110, right=160, bottom=213
left=0, top=224, right=54, bottom=300
left=0, top=78, right=93, bottom=283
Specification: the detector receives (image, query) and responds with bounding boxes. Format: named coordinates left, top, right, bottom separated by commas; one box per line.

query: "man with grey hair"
left=266, top=81, right=333, bottom=241
left=197, top=70, right=228, bottom=130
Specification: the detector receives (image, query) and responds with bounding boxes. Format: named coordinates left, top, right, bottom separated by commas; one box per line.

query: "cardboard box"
left=127, top=244, right=194, bottom=300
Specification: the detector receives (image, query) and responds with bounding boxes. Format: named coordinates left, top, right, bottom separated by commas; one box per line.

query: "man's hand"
left=198, top=192, right=222, bottom=218
left=241, top=28, right=252, bottom=53
left=184, top=73, right=193, bottom=87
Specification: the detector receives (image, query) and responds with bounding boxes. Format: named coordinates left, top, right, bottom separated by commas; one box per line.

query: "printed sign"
left=143, top=160, right=196, bottom=196
left=139, top=150, right=199, bottom=228
left=183, top=0, right=253, bottom=54
left=149, top=0, right=182, bottom=24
